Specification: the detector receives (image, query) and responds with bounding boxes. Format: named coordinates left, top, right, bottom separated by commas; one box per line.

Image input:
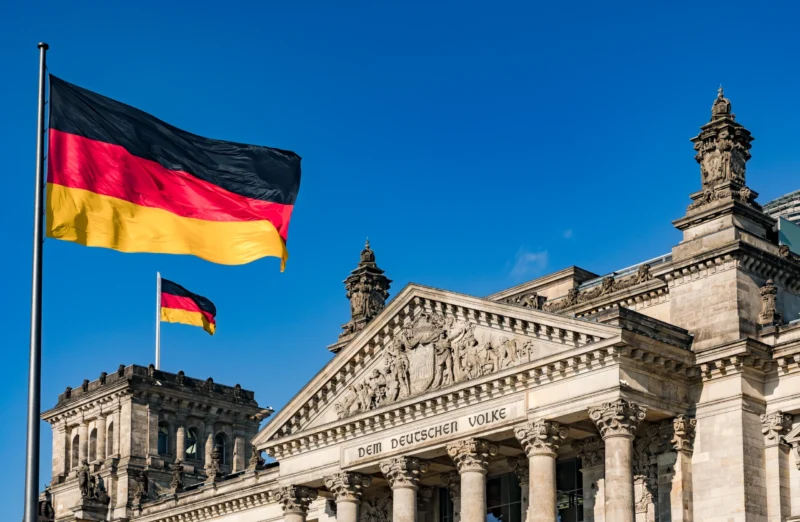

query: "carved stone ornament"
left=759, top=279, right=783, bottom=326
left=248, top=444, right=265, bottom=470
left=502, top=291, right=545, bottom=310
left=169, top=460, right=184, bottom=493
left=573, top=436, right=605, bottom=468
left=206, top=446, right=222, bottom=483
left=440, top=470, right=461, bottom=499
left=632, top=425, right=659, bottom=517
left=325, top=472, right=372, bottom=502
left=666, top=414, right=697, bottom=454
left=340, top=240, right=392, bottom=339
left=507, top=455, right=529, bottom=486
left=335, top=312, right=536, bottom=419
left=273, top=485, right=319, bottom=515
left=379, top=456, right=429, bottom=490
left=588, top=399, right=647, bottom=439
left=77, top=460, right=90, bottom=499
left=132, top=470, right=150, bottom=505
left=447, top=438, right=498, bottom=473
left=359, top=489, right=392, bottom=522
left=761, top=412, right=793, bottom=443
left=543, top=263, right=653, bottom=313
left=514, top=419, right=568, bottom=457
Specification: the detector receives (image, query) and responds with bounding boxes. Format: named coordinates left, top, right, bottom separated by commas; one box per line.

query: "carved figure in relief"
left=482, top=340, right=499, bottom=374
left=383, top=367, right=400, bottom=402
left=77, top=460, right=90, bottom=499
left=431, top=331, right=455, bottom=388
left=500, top=337, right=517, bottom=369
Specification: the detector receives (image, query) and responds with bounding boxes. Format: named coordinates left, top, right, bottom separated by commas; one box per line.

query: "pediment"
left=253, top=284, right=622, bottom=452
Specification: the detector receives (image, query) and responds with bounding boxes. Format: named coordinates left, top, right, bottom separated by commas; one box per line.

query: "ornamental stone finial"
left=324, top=472, right=372, bottom=502
left=446, top=438, right=498, bottom=474
left=514, top=419, right=568, bottom=457
left=588, top=399, right=646, bottom=439
left=379, top=456, right=428, bottom=490
left=273, top=485, right=319, bottom=515
left=507, top=455, right=529, bottom=486
left=761, top=412, right=793, bottom=443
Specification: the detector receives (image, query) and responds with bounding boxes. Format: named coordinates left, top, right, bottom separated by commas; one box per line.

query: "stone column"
left=762, top=412, right=792, bottom=522
left=175, top=415, right=187, bottom=461
left=575, top=437, right=605, bottom=522
left=515, top=419, right=568, bottom=522
left=147, top=403, right=160, bottom=460
left=324, top=472, right=371, bottom=522
left=110, top=404, right=121, bottom=458
left=656, top=415, right=696, bottom=522
left=204, top=416, right=217, bottom=469
left=95, top=414, right=107, bottom=462
left=78, top=421, right=89, bottom=464
left=233, top=428, right=246, bottom=472
left=447, top=438, right=497, bottom=522
left=441, top=471, right=462, bottom=522
left=508, top=456, right=529, bottom=522
left=274, top=485, right=318, bottom=522
left=53, top=422, right=68, bottom=479
left=588, top=399, right=646, bottom=522
left=380, top=456, right=428, bottom=522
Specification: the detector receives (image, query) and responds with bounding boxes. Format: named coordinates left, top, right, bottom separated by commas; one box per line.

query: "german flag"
left=46, top=76, right=301, bottom=270
left=161, top=279, right=216, bottom=335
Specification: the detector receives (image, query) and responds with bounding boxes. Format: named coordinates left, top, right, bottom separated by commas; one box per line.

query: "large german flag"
left=46, top=76, right=301, bottom=270
left=161, top=278, right=216, bottom=335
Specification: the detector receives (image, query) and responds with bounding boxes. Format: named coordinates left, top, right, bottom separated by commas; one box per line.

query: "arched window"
left=158, top=422, right=169, bottom=455
left=106, top=422, right=114, bottom=458
left=89, top=428, right=97, bottom=462
left=185, top=428, right=199, bottom=460
left=214, top=433, right=227, bottom=465
left=70, top=435, right=80, bottom=469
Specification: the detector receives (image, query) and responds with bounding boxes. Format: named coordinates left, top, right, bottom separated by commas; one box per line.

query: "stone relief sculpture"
left=359, top=489, right=392, bottom=522
left=335, top=313, right=538, bottom=418
left=543, top=263, right=654, bottom=313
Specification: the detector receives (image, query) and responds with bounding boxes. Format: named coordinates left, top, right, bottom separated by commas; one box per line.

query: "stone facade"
left=40, top=90, right=800, bottom=522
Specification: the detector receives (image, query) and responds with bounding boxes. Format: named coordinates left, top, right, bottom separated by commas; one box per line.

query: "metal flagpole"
left=23, top=41, right=48, bottom=522
left=156, top=272, right=162, bottom=369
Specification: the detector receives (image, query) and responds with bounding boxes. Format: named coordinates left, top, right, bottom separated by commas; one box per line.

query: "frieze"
left=543, top=264, right=654, bottom=313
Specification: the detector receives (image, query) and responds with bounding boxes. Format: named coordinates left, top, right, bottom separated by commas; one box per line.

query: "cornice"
left=486, top=266, right=598, bottom=301
left=694, top=338, right=774, bottom=381
left=42, top=385, right=132, bottom=424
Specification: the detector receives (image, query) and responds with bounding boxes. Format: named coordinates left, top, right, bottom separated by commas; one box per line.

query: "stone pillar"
left=147, top=403, right=160, bottom=459
left=175, top=415, right=187, bottom=461
left=204, top=416, right=217, bottom=469
left=508, top=456, right=529, bottom=522
left=233, top=429, right=246, bottom=472
left=325, top=472, right=371, bottom=522
left=589, top=399, right=646, bottom=522
left=380, top=456, right=428, bottom=522
left=762, top=412, right=793, bottom=522
left=274, top=485, right=318, bottom=522
left=656, top=415, right=696, bottom=522
left=515, top=419, right=568, bottom=522
left=447, top=438, right=498, bottom=522
left=441, top=471, right=462, bottom=522
left=53, top=422, right=68, bottom=479
left=575, top=437, right=605, bottom=522
left=110, top=404, right=121, bottom=457
left=78, top=421, right=89, bottom=464
left=95, top=414, right=107, bottom=463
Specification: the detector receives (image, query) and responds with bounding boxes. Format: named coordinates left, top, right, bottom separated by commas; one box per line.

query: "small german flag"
left=160, top=279, right=216, bottom=335
left=46, top=76, right=301, bottom=270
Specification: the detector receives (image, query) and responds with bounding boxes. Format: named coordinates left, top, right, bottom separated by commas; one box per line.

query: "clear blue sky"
left=2, top=1, right=799, bottom=516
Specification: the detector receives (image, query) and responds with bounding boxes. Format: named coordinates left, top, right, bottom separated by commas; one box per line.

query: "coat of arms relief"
left=334, top=312, right=540, bottom=419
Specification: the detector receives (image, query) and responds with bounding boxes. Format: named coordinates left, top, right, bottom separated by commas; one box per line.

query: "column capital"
left=273, top=485, right=319, bottom=515
left=324, top=472, right=372, bottom=503
left=447, top=438, right=498, bottom=474
left=573, top=436, right=605, bottom=468
left=514, top=419, right=568, bottom=457
left=440, top=470, right=461, bottom=500
left=588, top=399, right=646, bottom=439
left=379, top=456, right=428, bottom=490
left=761, top=411, right=792, bottom=445
left=507, top=455, right=529, bottom=486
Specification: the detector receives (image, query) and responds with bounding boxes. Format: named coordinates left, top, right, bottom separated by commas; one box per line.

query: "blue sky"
left=2, top=1, right=799, bottom=516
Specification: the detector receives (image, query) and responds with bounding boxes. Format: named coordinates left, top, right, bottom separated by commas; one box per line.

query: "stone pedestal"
left=589, top=399, right=646, bottom=522
left=325, top=472, right=372, bottom=522
left=508, top=456, right=529, bottom=522
left=70, top=499, right=109, bottom=522
left=762, top=412, right=793, bottom=522
left=575, top=437, right=605, bottom=522
left=447, top=438, right=498, bottom=522
left=380, top=456, right=428, bottom=522
left=515, top=419, right=568, bottom=522
left=274, top=485, right=318, bottom=522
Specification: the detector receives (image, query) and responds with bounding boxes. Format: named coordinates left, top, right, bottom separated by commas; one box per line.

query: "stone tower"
left=40, top=364, right=272, bottom=521
left=329, top=240, right=392, bottom=353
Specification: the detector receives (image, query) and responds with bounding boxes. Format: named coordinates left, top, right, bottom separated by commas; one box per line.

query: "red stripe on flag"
left=48, top=129, right=294, bottom=241
left=162, top=294, right=216, bottom=324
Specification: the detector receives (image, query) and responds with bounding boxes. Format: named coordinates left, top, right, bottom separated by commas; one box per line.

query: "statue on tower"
left=338, top=240, right=392, bottom=344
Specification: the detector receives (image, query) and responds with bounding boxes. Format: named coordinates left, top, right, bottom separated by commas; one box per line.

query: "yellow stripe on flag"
left=161, top=307, right=216, bottom=335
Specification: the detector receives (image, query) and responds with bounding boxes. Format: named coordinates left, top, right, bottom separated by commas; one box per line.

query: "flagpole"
left=156, top=271, right=161, bottom=369
left=23, top=41, right=48, bottom=522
